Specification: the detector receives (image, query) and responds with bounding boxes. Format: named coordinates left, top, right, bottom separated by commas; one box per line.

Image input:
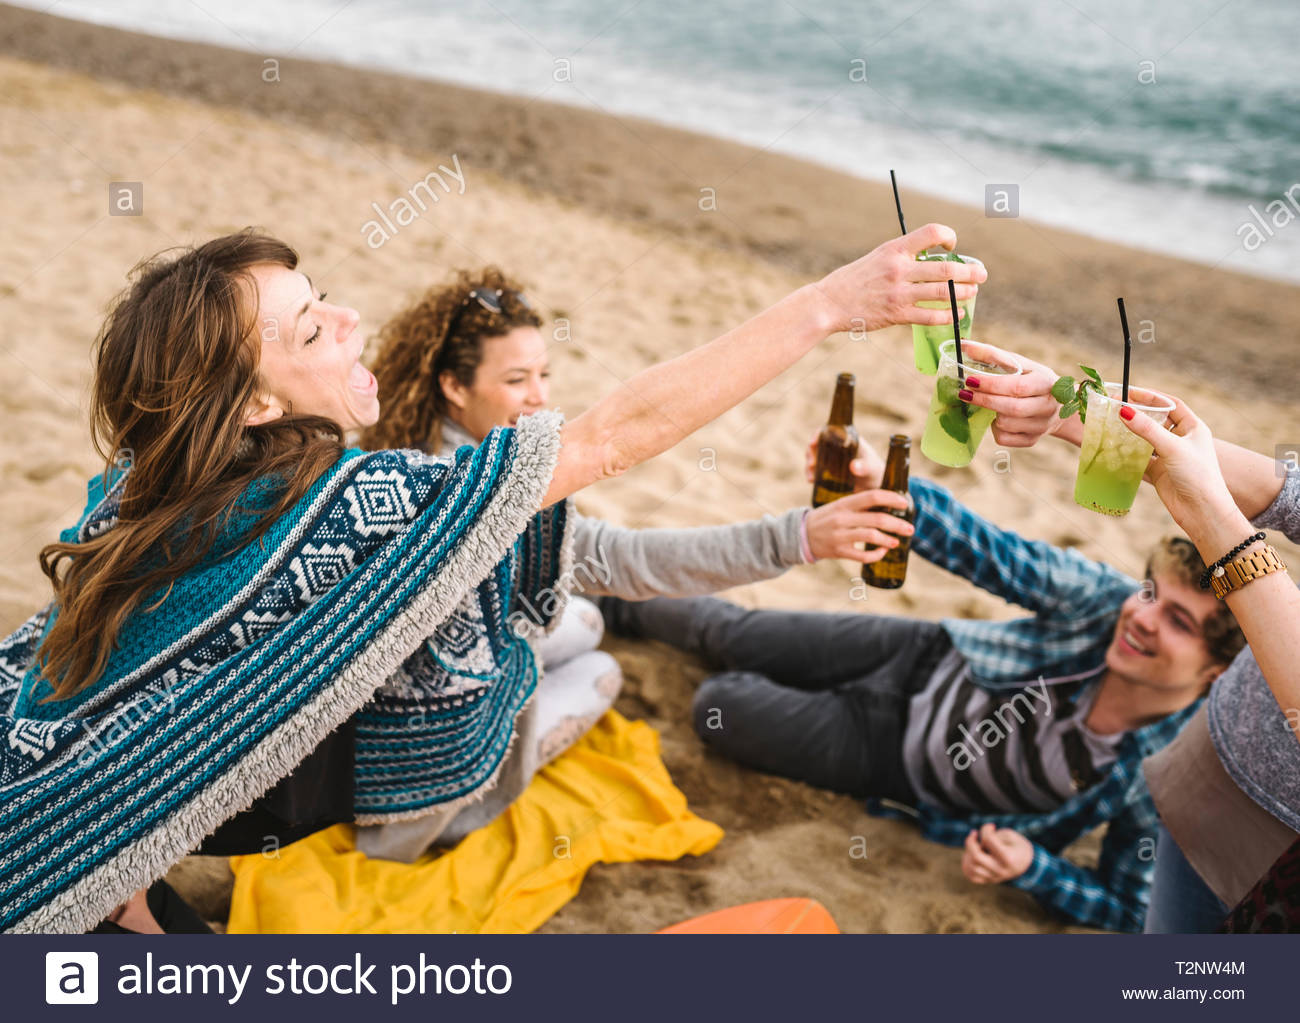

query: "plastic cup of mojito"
left=920, top=340, right=1022, bottom=468
left=1074, top=384, right=1174, bottom=516
left=912, top=252, right=982, bottom=375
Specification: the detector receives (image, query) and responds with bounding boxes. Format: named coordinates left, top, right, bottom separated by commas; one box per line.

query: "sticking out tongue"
left=349, top=362, right=376, bottom=393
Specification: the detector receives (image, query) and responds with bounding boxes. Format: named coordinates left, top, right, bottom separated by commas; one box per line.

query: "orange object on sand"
left=657, top=898, right=839, bottom=934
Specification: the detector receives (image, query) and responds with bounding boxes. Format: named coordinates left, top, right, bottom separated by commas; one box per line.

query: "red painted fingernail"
left=1120, top=406, right=1135, bottom=421
left=958, top=389, right=974, bottom=402
left=966, top=376, right=981, bottom=388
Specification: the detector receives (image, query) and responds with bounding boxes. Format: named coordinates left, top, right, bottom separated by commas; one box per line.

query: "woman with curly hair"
left=352, top=266, right=957, bottom=861
left=358, top=268, right=620, bottom=858
left=0, top=223, right=979, bottom=932
left=363, top=267, right=549, bottom=456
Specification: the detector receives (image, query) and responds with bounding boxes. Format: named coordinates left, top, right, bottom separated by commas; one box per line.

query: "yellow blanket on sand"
left=226, top=711, right=723, bottom=933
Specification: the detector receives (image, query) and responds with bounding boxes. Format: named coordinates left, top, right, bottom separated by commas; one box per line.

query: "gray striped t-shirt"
left=902, top=649, right=1123, bottom=815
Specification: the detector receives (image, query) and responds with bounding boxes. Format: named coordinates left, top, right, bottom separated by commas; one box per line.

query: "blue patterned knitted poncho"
left=0, top=412, right=571, bottom=933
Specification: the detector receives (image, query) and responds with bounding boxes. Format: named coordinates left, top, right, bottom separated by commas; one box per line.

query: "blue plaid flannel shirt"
left=866, top=478, right=1201, bottom=932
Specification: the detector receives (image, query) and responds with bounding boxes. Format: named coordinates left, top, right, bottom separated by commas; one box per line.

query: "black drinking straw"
left=890, top=169, right=908, bottom=235
left=1116, top=297, right=1132, bottom=403
left=948, top=278, right=965, bottom=381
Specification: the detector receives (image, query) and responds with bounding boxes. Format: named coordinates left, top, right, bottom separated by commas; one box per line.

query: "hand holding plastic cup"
left=912, top=252, right=982, bottom=374
left=1110, top=391, right=1238, bottom=533
left=920, top=339, right=1023, bottom=467
left=1074, top=384, right=1174, bottom=515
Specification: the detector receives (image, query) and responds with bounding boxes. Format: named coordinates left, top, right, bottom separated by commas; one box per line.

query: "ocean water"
left=17, top=0, right=1300, bottom=281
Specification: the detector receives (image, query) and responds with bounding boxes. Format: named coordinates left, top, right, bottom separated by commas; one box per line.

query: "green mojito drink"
left=1074, top=384, right=1174, bottom=516
left=920, top=340, right=1022, bottom=467
left=912, top=252, right=981, bottom=374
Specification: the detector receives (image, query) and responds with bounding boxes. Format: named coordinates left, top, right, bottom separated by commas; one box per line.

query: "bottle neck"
left=827, top=378, right=855, bottom=426
left=881, top=441, right=910, bottom=492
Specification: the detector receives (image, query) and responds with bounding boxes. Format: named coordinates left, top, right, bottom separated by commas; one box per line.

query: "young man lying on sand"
left=599, top=424, right=1244, bottom=933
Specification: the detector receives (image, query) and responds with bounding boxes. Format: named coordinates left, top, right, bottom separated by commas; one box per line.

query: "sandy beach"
left=2, top=4, right=1298, bottom=934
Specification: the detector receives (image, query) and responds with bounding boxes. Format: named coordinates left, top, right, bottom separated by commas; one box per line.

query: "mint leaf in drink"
left=936, top=375, right=962, bottom=405
left=1051, top=376, right=1077, bottom=404
left=939, top=404, right=971, bottom=444
left=1052, top=365, right=1108, bottom=424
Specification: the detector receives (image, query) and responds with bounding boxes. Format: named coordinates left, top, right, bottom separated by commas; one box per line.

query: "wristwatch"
left=1210, top=544, right=1287, bottom=599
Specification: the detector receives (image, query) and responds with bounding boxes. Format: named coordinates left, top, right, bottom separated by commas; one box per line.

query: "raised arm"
left=569, top=510, right=803, bottom=600
left=570, top=486, right=914, bottom=601
left=964, top=355, right=1287, bottom=517
left=907, top=477, right=1132, bottom=617
left=1042, top=411, right=1285, bottom=520
left=542, top=224, right=986, bottom=506
left=1199, top=437, right=1285, bottom=520
left=803, top=433, right=1131, bottom=616
left=1120, top=397, right=1300, bottom=745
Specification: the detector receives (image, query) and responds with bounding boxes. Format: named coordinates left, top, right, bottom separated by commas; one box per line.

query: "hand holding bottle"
left=804, top=489, right=915, bottom=564
left=804, top=430, right=884, bottom=492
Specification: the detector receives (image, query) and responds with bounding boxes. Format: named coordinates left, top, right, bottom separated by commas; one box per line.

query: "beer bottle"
left=811, top=373, right=859, bottom=507
left=863, top=434, right=915, bottom=589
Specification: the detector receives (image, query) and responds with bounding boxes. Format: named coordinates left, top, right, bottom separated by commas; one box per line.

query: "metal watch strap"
left=1210, top=544, right=1287, bottom=599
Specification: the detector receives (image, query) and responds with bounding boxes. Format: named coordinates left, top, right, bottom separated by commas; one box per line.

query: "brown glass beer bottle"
left=811, top=373, right=859, bottom=507
left=863, top=434, right=915, bottom=589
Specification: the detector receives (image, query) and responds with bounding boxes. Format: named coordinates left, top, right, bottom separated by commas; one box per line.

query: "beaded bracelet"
left=1199, top=531, right=1267, bottom=589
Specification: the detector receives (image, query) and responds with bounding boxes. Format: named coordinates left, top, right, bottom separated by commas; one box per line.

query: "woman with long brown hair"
left=0, top=223, right=980, bottom=933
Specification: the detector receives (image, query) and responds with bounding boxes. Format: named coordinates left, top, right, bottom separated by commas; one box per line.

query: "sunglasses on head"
left=464, top=287, right=533, bottom=314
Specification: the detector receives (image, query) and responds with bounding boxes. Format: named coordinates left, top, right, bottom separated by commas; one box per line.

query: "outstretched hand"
left=804, top=430, right=885, bottom=493
left=1116, top=393, right=1235, bottom=532
left=814, top=223, right=987, bottom=335
left=804, top=488, right=914, bottom=564
left=958, top=347, right=1072, bottom=448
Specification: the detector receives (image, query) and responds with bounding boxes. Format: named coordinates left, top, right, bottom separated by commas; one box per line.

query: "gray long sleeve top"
left=435, top=417, right=807, bottom=599
left=1207, top=465, right=1300, bottom=831
left=567, top=508, right=805, bottom=599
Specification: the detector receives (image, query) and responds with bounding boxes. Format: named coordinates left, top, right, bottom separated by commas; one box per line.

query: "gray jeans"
left=601, top=596, right=950, bottom=803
